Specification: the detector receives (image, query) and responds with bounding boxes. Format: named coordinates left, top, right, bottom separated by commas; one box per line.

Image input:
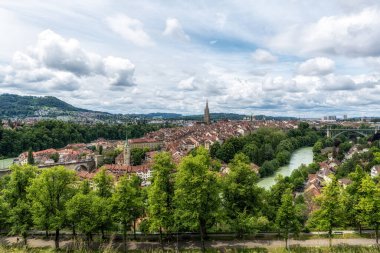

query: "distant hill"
left=0, top=93, right=296, bottom=122
left=0, top=94, right=106, bottom=119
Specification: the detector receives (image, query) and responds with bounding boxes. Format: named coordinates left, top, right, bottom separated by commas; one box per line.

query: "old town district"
left=12, top=101, right=300, bottom=186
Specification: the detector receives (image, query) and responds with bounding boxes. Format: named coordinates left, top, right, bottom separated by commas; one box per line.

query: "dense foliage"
left=3, top=122, right=380, bottom=251
left=0, top=120, right=169, bottom=158
left=1, top=133, right=380, bottom=250
left=210, top=122, right=321, bottom=177
left=130, top=148, right=149, bottom=166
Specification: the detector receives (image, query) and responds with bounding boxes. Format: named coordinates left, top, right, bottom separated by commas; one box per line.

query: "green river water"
left=257, top=147, right=313, bottom=189
left=0, top=158, right=15, bottom=170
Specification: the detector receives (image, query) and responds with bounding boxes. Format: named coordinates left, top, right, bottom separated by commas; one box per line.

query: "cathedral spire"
left=204, top=100, right=211, bottom=125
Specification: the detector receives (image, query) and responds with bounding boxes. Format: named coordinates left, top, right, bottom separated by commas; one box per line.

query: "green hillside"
left=0, top=94, right=90, bottom=118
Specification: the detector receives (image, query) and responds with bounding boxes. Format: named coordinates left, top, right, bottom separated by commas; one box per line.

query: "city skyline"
left=1, top=1, right=380, bottom=117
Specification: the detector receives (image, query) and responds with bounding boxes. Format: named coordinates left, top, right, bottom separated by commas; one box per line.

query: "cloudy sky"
left=1, top=0, right=380, bottom=117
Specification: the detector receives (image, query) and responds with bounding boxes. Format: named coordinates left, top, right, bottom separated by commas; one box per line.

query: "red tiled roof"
left=34, top=148, right=57, bottom=155
left=77, top=171, right=95, bottom=179
left=129, top=138, right=161, bottom=144
left=103, top=164, right=151, bottom=173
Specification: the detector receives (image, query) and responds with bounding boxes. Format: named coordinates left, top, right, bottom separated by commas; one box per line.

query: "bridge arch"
left=331, top=130, right=369, bottom=139
left=75, top=164, right=89, bottom=171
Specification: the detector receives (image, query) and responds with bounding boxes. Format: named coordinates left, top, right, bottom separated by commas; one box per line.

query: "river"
left=0, top=158, right=15, bottom=170
left=257, top=147, right=313, bottom=189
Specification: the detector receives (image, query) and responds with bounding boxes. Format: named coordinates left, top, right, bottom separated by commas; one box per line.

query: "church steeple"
left=124, top=129, right=131, bottom=165
left=204, top=100, right=211, bottom=125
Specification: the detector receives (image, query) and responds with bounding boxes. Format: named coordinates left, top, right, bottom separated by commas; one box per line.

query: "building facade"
left=122, top=137, right=163, bottom=165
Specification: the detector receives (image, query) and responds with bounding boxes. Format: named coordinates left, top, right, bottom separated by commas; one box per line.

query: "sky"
left=1, top=0, right=380, bottom=117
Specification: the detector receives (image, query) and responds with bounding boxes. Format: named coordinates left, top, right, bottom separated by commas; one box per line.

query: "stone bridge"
left=38, top=159, right=96, bottom=171
left=0, top=156, right=102, bottom=177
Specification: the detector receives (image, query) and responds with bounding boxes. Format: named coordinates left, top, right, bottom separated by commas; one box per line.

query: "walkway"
left=2, top=236, right=379, bottom=250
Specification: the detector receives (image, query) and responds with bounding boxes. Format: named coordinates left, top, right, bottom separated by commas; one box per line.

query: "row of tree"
left=0, top=164, right=144, bottom=251
left=0, top=148, right=310, bottom=251
left=309, top=166, right=380, bottom=247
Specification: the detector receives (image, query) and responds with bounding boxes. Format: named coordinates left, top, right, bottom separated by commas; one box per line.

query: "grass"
left=294, top=233, right=375, bottom=240
left=1, top=246, right=380, bottom=253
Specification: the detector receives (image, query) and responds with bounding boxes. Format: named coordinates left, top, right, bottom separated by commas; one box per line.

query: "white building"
left=371, top=165, right=380, bottom=178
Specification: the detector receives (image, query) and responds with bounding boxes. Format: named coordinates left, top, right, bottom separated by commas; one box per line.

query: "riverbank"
left=258, top=147, right=313, bottom=189
left=0, top=158, right=14, bottom=170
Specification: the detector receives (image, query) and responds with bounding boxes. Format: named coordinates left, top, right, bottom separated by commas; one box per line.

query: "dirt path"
left=1, top=237, right=378, bottom=250
left=206, top=238, right=377, bottom=248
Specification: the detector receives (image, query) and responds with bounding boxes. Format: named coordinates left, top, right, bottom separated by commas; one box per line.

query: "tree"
left=50, top=152, right=59, bottom=163
left=0, top=196, right=9, bottom=231
left=222, top=153, right=266, bottom=237
left=9, top=200, right=33, bottom=245
left=3, top=164, right=37, bottom=245
left=66, top=193, right=101, bottom=246
left=261, top=143, right=274, bottom=163
left=267, top=175, right=294, bottom=220
left=277, top=139, right=294, bottom=153
left=339, top=141, right=352, bottom=153
left=313, top=140, right=323, bottom=153
left=27, top=148, right=34, bottom=165
left=80, top=179, right=91, bottom=195
left=174, top=147, right=220, bottom=252
left=98, top=145, right=103, bottom=155
left=260, top=160, right=276, bottom=177
left=131, top=148, right=147, bottom=165
left=356, top=175, right=380, bottom=244
left=345, top=166, right=366, bottom=233
left=27, top=166, right=76, bottom=249
left=93, top=168, right=114, bottom=239
left=275, top=188, right=301, bottom=249
left=111, top=175, right=142, bottom=251
left=216, top=142, right=235, bottom=163
left=93, top=168, right=113, bottom=198
left=308, top=176, right=343, bottom=247
left=209, top=142, right=221, bottom=158
left=147, top=152, right=175, bottom=247
left=242, top=143, right=259, bottom=164
left=276, top=150, right=291, bottom=166
left=129, top=176, right=144, bottom=240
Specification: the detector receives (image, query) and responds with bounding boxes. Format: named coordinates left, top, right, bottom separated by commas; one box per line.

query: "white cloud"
left=251, top=49, right=277, bottom=64
left=3, top=1, right=380, bottom=116
left=298, top=57, right=335, bottom=76
left=178, top=76, right=196, bottom=90
left=33, top=30, right=102, bottom=75
left=103, top=56, right=135, bottom=87
left=215, top=13, right=227, bottom=29
left=320, top=75, right=356, bottom=91
left=106, top=14, right=154, bottom=47
left=0, top=30, right=136, bottom=93
left=271, top=8, right=380, bottom=57
left=163, top=18, right=190, bottom=41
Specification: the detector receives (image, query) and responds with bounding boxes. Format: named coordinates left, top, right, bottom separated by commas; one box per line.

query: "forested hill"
left=0, top=93, right=296, bottom=121
left=0, top=94, right=97, bottom=118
